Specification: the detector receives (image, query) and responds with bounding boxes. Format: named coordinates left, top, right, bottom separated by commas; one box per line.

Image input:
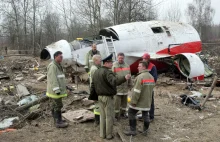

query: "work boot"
left=54, top=111, right=68, bottom=128
left=94, top=114, right=100, bottom=127
left=142, top=121, right=150, bottom=136
left=124, top=120, right=137, bottom=136
left=115, top=113, right=120, bottom=121
left=121, top=113, right=128, bottom=119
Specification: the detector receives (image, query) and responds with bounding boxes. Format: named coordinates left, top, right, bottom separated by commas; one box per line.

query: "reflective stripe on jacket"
left=129, top=70, right=155, bottom=111
left=46, top=61, right=67, bottom=99
left=112, top=61, right=131, bottom=95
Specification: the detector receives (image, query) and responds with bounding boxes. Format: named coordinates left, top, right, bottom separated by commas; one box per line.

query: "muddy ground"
left=1, top=51, right=220, bottom=142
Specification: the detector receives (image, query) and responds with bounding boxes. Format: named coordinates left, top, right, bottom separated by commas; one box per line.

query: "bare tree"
left=75, top=0, right=103, bottom=35
left=186, top=0, right=215, bottom=41
left=164, top=0, right=181, bottom=22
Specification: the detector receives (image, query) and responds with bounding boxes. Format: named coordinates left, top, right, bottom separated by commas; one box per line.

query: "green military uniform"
left=85, top=50, right=100, bottom=70
left=89, top=65, right=100, bottom=118
left=112, top=61, right=131, bottom=117
left=92, top=65, right=126, bottom=139
left=125, top=70, right=155, bottom=136
left=46, top=61, right=67, bottom=123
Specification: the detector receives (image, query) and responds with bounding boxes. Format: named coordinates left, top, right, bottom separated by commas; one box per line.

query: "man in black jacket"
left=91, top=54, right=130, bottom=140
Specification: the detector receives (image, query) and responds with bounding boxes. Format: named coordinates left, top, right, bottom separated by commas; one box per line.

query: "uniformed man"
left=46, top=51, right=68, bottom=128
left=91, top=54, right=131, bottom=140
left=84, top=44, right=100, bottom=72
left=89, top=54, right=102, bottom=126
left=142, top=53, right=158, bottom=121
left=124, top=61, right=155, bottom=136
left=112, top=52, right=131, bottom=119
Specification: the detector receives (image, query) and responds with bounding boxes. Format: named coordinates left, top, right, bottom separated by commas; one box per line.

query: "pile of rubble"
left=0, top=56, right=97, bottom=133
left=0, top=57, right=49, bottom=130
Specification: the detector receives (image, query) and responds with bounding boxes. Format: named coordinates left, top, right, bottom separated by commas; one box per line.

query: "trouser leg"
left=142, top=111, right=150, bottom=133
left=114, top=95, right=121, bottom=118
left=120, top=95, right=127, bottom=116
left=98, top=97, right=106, bottom=138
left=106, top=96, right=114, bottom=139
left=51, top=98, right=63, bottom=116
left=124, top=108, right=138, bottom=136
left=149, top=91, right=155, bottom=120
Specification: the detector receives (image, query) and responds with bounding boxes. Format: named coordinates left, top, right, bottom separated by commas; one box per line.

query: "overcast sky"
left=156, top=0, right=220, bottom=24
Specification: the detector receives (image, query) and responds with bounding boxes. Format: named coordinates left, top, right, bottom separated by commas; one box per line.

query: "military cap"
left=102, top=54, right=113, bottom=62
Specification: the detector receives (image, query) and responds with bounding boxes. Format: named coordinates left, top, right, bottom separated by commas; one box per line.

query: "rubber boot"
left=124, top=120, right=137, bottom=136
left=115, top=112, right=120, bottom=121
left=120, top=110, right=128, bottom=119
left=94, top=114, right=100, bottom=127
left=54, top=111, right=68, bottom=128
left=142, top=121, right=150, bottom=136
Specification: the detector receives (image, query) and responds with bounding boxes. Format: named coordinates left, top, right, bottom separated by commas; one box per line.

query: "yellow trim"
left=76, top=38, right=83, bottom=40
left=94, top=109, right=100, bottom=115
left=46, top=92, right=67, bottom=99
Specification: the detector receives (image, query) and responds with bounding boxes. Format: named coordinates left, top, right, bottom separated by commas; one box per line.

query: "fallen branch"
left=200, top=76, right=218, bottom=109
left=117, top=128, right=127, bottom=142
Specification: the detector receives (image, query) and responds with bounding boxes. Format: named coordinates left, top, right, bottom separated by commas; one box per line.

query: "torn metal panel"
left=62, top=109, right=94, bottom=123
left=16, top=84, right=30, bottom=97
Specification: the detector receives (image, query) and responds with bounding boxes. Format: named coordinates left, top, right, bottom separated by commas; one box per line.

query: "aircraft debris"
left=16, top=84, right=30, bottom=97
left=15, top=77, right=24, bottom=81
left=62, top=109, right=94, bottom=123
left=81, top=98, right=94, bottom=106
left=17, top=95, right=38, bottom=106
left=0, top=117, right=19, bottom=130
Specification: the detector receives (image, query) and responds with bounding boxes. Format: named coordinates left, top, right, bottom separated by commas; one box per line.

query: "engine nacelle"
left=40, top=40, right=74, bottom=67
left=174, top=53, right=204, bottom=80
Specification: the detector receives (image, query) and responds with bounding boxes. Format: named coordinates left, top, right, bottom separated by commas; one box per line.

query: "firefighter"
left=84, top=44, right=100, bottom=73
left=142, top=53, right=158, bottom=121
left=91, top=54, right=131, bottom=140
left=89, top=54, right=102, bottom=126
left=46, top=51, right=68, bottom=128
left=112, top=52, right=131, bottom=120
left=124, top=61, right=155, bottom=136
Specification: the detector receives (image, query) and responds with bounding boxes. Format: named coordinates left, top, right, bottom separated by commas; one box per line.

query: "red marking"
left=156, top=41, right=202, bottom=55
left=130, top=59, right=168, bottom=74
left=193, top=75, right=204, bottom=81
left=114, top=67, right=130, bottom=72
left=141, top=79, right=155, bottom=84
left=130, top=58, right=142, bottom=73
left=147, top=62, right=155, bottom=71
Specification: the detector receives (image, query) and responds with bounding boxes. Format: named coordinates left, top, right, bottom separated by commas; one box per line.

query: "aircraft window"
left=151, top=27, right=164, bottom=34
left=166, top=31, right=171, bottom=36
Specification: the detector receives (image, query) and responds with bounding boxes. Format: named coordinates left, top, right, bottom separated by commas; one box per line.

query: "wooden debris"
left=117, top=128, right=127, bottom=142
left=200, top=76, right=218, bottom=109
left=37, top=75, right=46, bottom=81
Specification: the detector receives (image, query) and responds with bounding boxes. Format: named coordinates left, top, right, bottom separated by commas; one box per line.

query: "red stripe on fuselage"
left=156, top=41, right=202, bottom=55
